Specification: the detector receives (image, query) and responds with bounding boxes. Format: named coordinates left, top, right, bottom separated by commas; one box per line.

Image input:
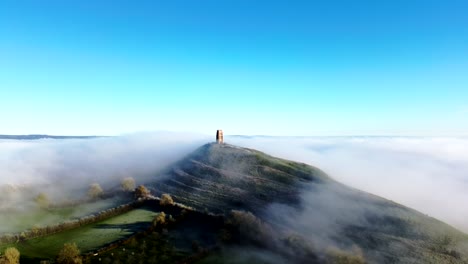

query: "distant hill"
left=153, top=143, right=468, bottom=263
left=0, top=134, right=101, bottom=140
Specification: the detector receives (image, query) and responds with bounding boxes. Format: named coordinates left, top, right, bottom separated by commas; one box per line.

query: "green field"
left=0, top=207, right=157, bottom=260
left=0, top=198, right=130, bottom=235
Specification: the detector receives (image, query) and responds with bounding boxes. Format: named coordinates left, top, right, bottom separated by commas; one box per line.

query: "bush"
left=160, top=194, right=174, bottom=206
left=121, top=177, right=136, bottom=191
left=57, top=243, right=82, bottom=264
left=4, top=247, right=20, bottom=264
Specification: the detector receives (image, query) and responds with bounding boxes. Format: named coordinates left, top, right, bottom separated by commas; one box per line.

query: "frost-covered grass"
left=0, top=207, right=157, bottom=259
left=0, top=197, right=129, bottom=235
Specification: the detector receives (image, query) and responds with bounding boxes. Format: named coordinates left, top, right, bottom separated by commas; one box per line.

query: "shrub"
left=160, top=194, right=174, bottom=206
left=121, top=177, right=136, bottom=191
left=4, top=247, right=20, bottom=264
left=57, top=243, right=82, bottom=264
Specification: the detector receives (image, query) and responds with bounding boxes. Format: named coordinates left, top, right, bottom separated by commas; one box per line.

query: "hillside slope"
left=153, top=143, right=468, bottom=263
left=155, top=143, right=329, bottom=213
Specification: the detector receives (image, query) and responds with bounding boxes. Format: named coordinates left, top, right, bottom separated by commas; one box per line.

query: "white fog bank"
left=228, top=136, right=468, bottom=233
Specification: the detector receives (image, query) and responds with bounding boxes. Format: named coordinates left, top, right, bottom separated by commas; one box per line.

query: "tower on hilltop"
left=216, top=130, right=224, bottom=144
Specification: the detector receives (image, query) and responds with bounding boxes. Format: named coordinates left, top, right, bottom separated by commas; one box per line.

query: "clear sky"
left=1, top=0, right=467, bottom=136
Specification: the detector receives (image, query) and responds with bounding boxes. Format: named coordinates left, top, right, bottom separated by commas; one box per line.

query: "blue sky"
left=1, top=0, right=467, bottom=136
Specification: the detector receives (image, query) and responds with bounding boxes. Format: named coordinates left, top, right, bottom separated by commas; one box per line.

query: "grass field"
left=0, top=207, right=157, bottom=260
left=0, top=197, right=130, bottom=235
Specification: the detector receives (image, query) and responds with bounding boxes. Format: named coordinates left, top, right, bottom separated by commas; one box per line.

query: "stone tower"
left=216, top=130, right=224, bottom=144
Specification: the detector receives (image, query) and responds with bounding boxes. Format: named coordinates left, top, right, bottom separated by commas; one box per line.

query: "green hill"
left=155, top=143, right=329, bottom=213
left=152, top=143, right=468, bottom=263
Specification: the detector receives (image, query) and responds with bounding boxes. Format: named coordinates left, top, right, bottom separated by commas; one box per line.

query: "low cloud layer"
left=228, top=136, right=468, bottom=233
left=0, top=132, right=210, bottom=207
left=1, top=133, right=467, bottom=235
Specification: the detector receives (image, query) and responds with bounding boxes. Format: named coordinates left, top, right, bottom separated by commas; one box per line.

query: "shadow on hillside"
left=94, top=221, right=151, bottom=233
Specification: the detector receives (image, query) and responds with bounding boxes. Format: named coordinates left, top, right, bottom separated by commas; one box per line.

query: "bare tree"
left=57, top=243, right=82, bottom=264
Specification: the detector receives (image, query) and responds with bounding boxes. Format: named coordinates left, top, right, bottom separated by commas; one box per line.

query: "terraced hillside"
left=153, top=143, right=468, bottom=263
left=155, top=143, right=329, bottom=214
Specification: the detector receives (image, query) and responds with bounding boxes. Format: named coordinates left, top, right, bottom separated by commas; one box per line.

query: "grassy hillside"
left=155, top=143, right=329, bottom=214
left=153, top=143, right=468, bottom=263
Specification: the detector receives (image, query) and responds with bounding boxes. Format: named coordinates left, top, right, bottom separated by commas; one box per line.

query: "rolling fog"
left=228, top=136, right=468, bottom=233
left=0, top=133, right=467, bottom=234
left=0, top=132, right=209, bottom=211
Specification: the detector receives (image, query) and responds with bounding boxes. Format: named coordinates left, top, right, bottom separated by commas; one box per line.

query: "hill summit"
left=156, top=143, right=330, bottom=213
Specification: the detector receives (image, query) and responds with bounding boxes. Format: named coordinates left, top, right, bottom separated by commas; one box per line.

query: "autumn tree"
left=160, top=194, right=174, bottom=206
left=121, top=177, right=136, bottom=191
left=134, top=185, right=150, bottom=199
left=57, top=243, right=82, bottom=264
left=87, top=183, right=103, bottom=199
left=4, top=247, right=20, bottom=264
left=153, top=212, right=166, bottom=227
